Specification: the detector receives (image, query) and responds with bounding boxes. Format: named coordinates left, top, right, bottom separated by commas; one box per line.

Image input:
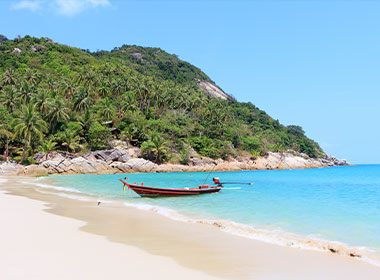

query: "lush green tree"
left=0, top=86, right=18, bottom=112
left=12, top=104, right=47, bottom=163
left=0, top=124, right=12, bottom=159
left=48, top=99, right=69, bottom=133
left=32, top=89, right=52, bottom=116
left=38, top=139, right=57, bottom=153
left=87, top=122, right=111, bottom=150
left=97, top=97, right=115, bottom=121
left=141, top=133, right=168, bottom=163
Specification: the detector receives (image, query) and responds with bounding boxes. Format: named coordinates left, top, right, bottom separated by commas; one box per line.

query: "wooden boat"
left=119, top=178, right=223, bottom=197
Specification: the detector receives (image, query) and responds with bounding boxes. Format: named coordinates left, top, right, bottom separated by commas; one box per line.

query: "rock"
left=251, top=152, right=324, bottom=170
left=110, top=140, right=129, bottom=150
left=41, top=159, right=71, bottom=174
left=34, top=152, right=71, bottom=163
left=85, top=149, right=130, bottom=163
left=11, top=48, right=22, bottom=54
left=24, top=165, right=48, bottom=176
left=2, top=147, right=350, bottom=177
left=109, top=162, right=132, bottom=173
left=127, top=147, right=141, bottom=158
left=67, top=157, right=111, bottom=174
left=0, top=161, right=24, bottom=176
left=130, top=52, right=145, bottom=62
left=155, top=164, right=187, bottom=172
left=197, top=80, right=230, bottom=100
left=190, top=157, right=215, bottom=166
left=124, top=158, right=157, bottom=172
left=321, top=154, right=349, bottom=166
left=30, top=45, right=46, bottom=53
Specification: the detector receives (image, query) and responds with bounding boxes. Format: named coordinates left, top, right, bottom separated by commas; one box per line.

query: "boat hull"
left=128, top=185, right=222, bottom=197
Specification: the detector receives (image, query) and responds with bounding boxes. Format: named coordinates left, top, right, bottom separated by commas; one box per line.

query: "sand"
left=1, top=176, right=380, bottom=280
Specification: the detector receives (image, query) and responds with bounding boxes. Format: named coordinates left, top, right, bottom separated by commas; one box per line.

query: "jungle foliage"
left=0, top=35, right=323, bottom=164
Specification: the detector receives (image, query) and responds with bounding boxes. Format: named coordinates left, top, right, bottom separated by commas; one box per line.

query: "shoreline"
left=2, top=176, right=380, bottom=280
left=24, top=175, right=380, bottom=268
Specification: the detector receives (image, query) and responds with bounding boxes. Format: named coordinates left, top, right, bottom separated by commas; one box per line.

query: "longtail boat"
left=119, top=177, right=223, bottom=197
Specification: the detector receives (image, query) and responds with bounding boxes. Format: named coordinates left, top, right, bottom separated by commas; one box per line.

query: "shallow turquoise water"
left=48, top=165, right=380, bottom=254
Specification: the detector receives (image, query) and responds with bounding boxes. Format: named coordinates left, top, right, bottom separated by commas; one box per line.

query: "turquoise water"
left=45, top=165, right=380, bottom=260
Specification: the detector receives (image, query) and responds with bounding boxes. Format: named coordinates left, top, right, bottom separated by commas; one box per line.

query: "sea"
left=35, top=165, right=380, bottom=266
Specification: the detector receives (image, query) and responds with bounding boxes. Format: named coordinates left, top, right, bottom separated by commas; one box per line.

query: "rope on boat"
left=202, top=164, right=217, bottom=185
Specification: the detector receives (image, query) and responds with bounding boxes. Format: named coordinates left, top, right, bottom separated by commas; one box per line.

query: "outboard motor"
left=212, top=177, right=221, bottom=186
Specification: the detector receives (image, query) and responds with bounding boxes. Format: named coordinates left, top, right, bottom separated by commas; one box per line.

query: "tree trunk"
left=20, top=137, right=28, bottom=164
left=5, top=136, right=9, bottom=160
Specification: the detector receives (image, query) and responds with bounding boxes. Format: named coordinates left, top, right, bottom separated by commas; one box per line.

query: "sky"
left=1, top=0, right=379, bottom=164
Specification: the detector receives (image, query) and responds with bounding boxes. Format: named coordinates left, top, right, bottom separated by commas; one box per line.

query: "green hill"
left=0, top=35, right=323, bottom=164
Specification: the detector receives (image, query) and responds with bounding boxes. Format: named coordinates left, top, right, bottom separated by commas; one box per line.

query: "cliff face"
left=197, top=81, right=230, bottom=100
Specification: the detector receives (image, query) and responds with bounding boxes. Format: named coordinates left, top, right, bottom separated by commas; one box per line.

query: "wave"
left=26, top=181, right=85, bottom=194
left=35, top=189, right=97, bottom=202
left=123, top=202, right=190, bottom=222
left=122, top=202, right=380, bottom=268
left=197, top=220, right=380, bottom=267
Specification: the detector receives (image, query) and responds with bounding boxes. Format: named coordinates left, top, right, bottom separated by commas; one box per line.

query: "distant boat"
left=119, top=177, right=223, bottom=197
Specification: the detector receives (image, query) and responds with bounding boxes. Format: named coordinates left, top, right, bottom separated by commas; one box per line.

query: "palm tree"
left=112, top=79, right=125, bottom=99
left=17, top=81, right=34, bottom=104
left=119, top=91, right=137, bottom=115
left=12, top=104, right=48, bottom=163
left=72, top=88, right=92, bottom=112
left=3, top=69, right=17, bottom=86
left=0, top=124, right=12, bottom=160
left=48, top=99, right=69, bottom=133
left=84, top=70, right=96, bottom=90
left=0, top=86, right=18, bottom=112
left=98, top=97, right=115, bottom=121
left=98, top=81, right=109, bottom=97
left=25, top=70, right=40, bottom=86
left=61, top=130, right=81, bottom=152
left=45, top=75, right=58, bottom=91
left=141, top=133, right=168, bottom=163
left=61, top=81, right=76, bottom=101
left=38, top=139, right=57, bottom=153
left=32, top=89, right=52, bottom=117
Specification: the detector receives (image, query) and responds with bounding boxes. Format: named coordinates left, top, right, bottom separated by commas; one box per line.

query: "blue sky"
left=1, top=0, right=379, bottom=163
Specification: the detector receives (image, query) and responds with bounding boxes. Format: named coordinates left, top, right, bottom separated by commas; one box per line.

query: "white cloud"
left=11, top=0, right=42, bottom=12
left=11, top=0, right=110, bottom=16
left=54, top=0, right=110, bottom=16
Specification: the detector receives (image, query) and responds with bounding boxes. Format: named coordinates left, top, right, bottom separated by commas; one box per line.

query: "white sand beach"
left=0, top=178, right=220, bottom=280
left=1, top=176, right=380, bottom=280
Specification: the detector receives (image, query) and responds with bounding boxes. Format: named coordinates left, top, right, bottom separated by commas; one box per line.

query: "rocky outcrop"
left=197, top=80, right=230, bottom=100
left=11, top=48, right=22, bottom=54
left=1, top=147, right=349, bottom=176
left=130, top=52, right=145, bottom=62
left=85, top=149, right=130, bottom=163
left=30, top=44, right=46, bottom=53
left=320, top=154, right=348, bottom=166
left=0, top=161, right=24, bottom=176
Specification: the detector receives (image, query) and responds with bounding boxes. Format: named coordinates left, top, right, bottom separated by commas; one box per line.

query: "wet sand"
left=1, top=176, right=380, bottom=280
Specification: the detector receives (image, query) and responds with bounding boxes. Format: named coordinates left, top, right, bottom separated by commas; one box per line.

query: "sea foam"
left=121, top=200, right=380, bottom=267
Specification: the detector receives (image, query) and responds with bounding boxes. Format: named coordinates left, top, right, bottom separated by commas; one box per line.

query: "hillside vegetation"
left=0, top=35, right=323, bottom=164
